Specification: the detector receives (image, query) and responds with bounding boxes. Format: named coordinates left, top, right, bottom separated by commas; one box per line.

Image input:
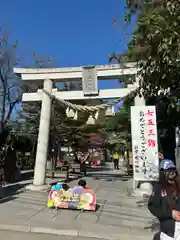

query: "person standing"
left=4, top=136, right=17, bottom=183
left=148, top=159, right=180, bottom=240
left=113, top=152, right=119, bottom=170
left=79, top=152, right=89, bottom=176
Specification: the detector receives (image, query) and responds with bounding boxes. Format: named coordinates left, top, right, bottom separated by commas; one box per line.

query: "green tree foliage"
left=110, top=0, right=180, bottom=114
left=125, top=1, right=180, bottom=99
left=104, top=104, right=131, bottom=147
left=111, top=1, right=180, bottom=99
left=109, top=0, right=180, bottom=159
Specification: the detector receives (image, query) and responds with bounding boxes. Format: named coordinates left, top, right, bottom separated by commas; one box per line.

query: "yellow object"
left=63, top=191, right=71, bottom=201
left=78, top=194, right=90, bottom=210
left=113, top=153, right=119, bottom=159
left=47, top=200, right=54, bottom=208
left=73, top=194, right=79, bottom=199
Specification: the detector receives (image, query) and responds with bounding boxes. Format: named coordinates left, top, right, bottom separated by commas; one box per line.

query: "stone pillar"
left=134, top=96, right=145, bottom=106
left=27, top=79, right=52, bottom=190
left=133, top=92, right=153, bottom=197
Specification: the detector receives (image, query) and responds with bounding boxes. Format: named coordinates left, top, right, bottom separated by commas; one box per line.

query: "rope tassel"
left=66, top=107, right=75, bottom=118
left=86, top=115, right=95, bottom=125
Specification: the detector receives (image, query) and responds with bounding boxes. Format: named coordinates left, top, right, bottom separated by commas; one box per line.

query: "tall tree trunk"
left=0, top=87, right=6, bottom=133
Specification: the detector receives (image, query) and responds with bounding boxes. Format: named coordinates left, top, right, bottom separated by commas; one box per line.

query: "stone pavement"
left=0, top=164, right=158, bottom=240
left=0, top=230, right=101, bottom=240
left=0, top=230, right=135, bottom=240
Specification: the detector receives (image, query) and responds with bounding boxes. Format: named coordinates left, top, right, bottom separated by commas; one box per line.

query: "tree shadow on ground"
left=46, top=173, right=84, bottom=186
left=87, top=167, right=112, bottom=172
left=64, top=174, right=83, bottom=183
left=0, top=169, right=35, bottom=203
left=20, top=170, right=34, bottom=181
left=86, top=173, right=131, bottom=182
left=0, top=182, right=29, bottom=203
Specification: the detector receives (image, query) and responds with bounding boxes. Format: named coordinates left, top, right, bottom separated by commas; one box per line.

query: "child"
left=78, top=179, right=87, bottom=189
left=62, top=183, right=70, bottom=191
left=52, top=182, right=70, bottom=191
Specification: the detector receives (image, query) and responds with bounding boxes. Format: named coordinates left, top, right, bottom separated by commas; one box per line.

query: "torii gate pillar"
left=27, top=79, right=52, bottom=190
left=34, top=79, right=52, bottom=186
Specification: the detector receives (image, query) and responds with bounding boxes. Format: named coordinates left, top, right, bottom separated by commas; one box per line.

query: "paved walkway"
left=0, top=230, right=99, bottom=240
left=0, top=164, right=157, bottom=240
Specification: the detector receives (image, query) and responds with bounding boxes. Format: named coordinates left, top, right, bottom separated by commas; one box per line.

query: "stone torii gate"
left=14, top=62, right=146, bottom=191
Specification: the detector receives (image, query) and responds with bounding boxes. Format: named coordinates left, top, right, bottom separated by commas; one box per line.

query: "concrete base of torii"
left=25, top=184, right=51, bottom=192
left=131, top=182, right=153, bottom=198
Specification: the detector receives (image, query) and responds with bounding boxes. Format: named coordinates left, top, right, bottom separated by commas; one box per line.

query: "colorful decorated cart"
left=47, top=183, right=96, bottom=211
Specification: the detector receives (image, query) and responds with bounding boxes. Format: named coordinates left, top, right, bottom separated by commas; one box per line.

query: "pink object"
left=49, top=189, right=57, bottom=200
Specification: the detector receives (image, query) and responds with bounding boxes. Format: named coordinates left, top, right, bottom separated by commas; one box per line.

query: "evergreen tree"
left=110, top=0, right=180, bottom=159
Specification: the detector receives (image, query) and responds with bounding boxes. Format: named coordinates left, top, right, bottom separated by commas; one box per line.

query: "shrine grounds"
left=0, top=164, right=157, bottom=240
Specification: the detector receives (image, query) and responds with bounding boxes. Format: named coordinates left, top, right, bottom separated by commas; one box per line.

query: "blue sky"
left=0, top=0, right=136, bottom=116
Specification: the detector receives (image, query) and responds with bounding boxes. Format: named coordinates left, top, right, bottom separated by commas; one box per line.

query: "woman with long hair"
left=148, top=159, right=180, bottom=240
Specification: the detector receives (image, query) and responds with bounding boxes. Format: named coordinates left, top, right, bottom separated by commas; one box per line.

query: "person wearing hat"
left=148, top=159, right=180, bottom=240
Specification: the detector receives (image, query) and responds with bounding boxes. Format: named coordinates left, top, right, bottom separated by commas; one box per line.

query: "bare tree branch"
left=0, top=25, right=21, bottom=132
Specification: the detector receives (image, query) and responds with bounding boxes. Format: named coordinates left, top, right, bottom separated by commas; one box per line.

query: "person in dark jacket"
left=148, top=159, right=180, bottom=240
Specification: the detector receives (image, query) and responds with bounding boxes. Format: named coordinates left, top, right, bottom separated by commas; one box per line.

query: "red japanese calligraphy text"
left=148, top=139, right=156, bottom=147
left=147, top=109, right=154, bottom=117
left=147, top=119, right=154, bottom=126
left=148, top=129, right=155, bottom=136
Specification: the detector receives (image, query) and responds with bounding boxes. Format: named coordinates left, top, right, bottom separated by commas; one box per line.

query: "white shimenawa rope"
left=42, top=89, right=138, bottom=113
